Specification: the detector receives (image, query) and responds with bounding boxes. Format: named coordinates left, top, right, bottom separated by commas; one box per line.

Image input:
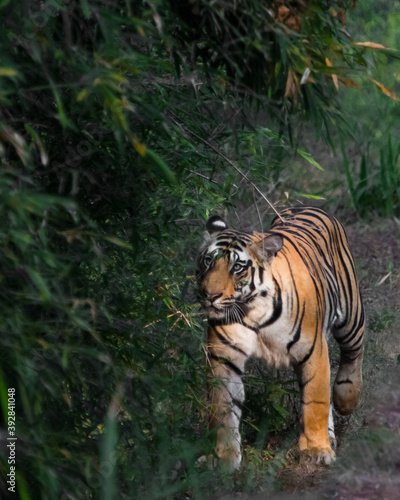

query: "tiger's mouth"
left=202, top=301, right=246, bottom=323
left=200, top=301, right=224, bottom=318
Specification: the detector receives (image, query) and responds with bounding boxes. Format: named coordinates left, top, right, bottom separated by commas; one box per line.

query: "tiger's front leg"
left=207, top=326, right=248, bottom=471
left=295, top=332, right=335, bottom=465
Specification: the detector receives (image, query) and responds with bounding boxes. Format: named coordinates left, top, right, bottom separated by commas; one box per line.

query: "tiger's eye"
left=233, top=263, right=242, bottom=272
left=204, top=256, right=212, bottom=266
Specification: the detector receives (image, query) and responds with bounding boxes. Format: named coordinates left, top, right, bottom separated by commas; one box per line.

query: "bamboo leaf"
left=325, top=58, right=339, bottom=90
left=370, top=79, right=399, bottom=101
left=295, top=193, right=325, bottom=200
left=0, top=67, right=19, bottom=77
left=146, top=149, right=177, bottom=184
left=25, top=267, right=52, bottom=301
left=100, top=394, right=120, bottom=500
left=343, top=78, right=360, bottom=89
left=271, top=402, right=290, bottom=416
left=297, top=150, right=324, bottom=170
left=355, top=42, right=387, bottom=49
left=132, top=136, right=146, bottom=156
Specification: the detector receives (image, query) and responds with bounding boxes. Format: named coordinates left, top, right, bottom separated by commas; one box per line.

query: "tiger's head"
left=197, top=215, right=283, bottom=322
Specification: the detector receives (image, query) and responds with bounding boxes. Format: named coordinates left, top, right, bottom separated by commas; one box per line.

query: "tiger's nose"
left=208, top=292, right=222, bottom=303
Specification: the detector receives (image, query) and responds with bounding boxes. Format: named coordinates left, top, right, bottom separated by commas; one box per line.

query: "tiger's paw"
left=300, top=447, right=336, bottom=466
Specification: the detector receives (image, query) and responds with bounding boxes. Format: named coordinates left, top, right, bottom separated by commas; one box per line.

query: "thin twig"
left=184, top=168, right=219, bottom=185
left=253, top=187, right=263, bottom=233
left=237, top=163, right=253, bottom=187
left=168, top=113, right=284, bottom=223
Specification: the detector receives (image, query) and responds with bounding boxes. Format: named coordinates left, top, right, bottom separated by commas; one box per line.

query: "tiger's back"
left=271, top=207, right=364, bottom=359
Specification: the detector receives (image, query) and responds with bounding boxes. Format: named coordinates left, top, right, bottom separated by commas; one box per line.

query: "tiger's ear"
left=255, top=233, right=283, bottom=260
left=206, top=215, right=228, bottom=234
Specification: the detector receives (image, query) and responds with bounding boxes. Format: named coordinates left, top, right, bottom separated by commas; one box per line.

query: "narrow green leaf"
left=0, top=368, right=8, bottom=422
left=104, top=236, right=132, bottom=249
left=17, top=475, right=31, bottom=500
left=243, top=419, right=260, bottom=432
left=295, top=193, right=325, bottom=200
left=25, top=267, right=51, bottom=301
left=297, top=150, right=324, bottom=170
left=100, top=397, right=119, bottom=500
left=357, top=154, right=368, bottom=192
left=271, top=402, right=290, bottom=416
left=0, top=67, right=18, bottom=77
left=146, top=149, right=177, bottom=184
left=80, top=0, right=90, bottom=18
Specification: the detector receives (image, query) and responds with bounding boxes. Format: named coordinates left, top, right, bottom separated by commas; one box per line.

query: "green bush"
left=341, top=1, right=400, bottom=216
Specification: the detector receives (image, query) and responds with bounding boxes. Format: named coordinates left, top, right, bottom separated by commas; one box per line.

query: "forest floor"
left=212, top=214, right=400, bottom=500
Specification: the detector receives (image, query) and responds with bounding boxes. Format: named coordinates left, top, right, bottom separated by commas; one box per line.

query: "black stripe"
left=274, top=211, right=341, bottom=295
left=333, top=217, right=357, bottom=278
left=332, top=220, right=356, bottom=324
left=236, top=238, right=250, bottom=247
left=259, top=266, right=264, bottom=283
left=335, top=274, right=347, bottom=329
left=292, top=215, right=331, bottom=246
left=332, top=225, right=355, bottom=319
left=298, top=375, right=314, bottom=389
left=232, top=409, right=241, bottom=420
left=287, top=302, right=306, bottom=351
left=241, top=321, right=259, bottom=333
left=299, top=323, right=318, bottom=365
left=337, top=305, right=364, bottom=345
left=209, top=317, right=233, bottom=328
left=342, top=352, right=362, bottom=362
left=339, top=342, right=364, bottom=363
left=348, top=333, right=364, bottom=350
left=341, top=344, right=364, bottom=353
left=283, top=223, right=336, bottom=280
left=216, top=240, right=235, bottom=247
left=250, top=266, right=256, bottom=291
left=210, top=353, right=243, bottom=377
left=335, top=379, right=352, bottom=385
left=339, top=322, right=362, bottom=347
left=295, top=210, right=333, bottom=232
left=283, top=253, right=299, bottom=324
left=273, top=233, right=324, bottom=313
left=243, top=293, right=258, bottom=303
left=215, top=329, right=247, bottom=356
left=259, top=277, right=282, bottom=328
left=231, top=398, right=244, bottom=410
left=275, top=227, right=332, bottom=288
left=217, top=235, right=250, bottom=247
left=216, top=232, right=237, bottom=239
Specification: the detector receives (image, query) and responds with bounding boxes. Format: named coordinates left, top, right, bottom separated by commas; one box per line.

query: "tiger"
left=197, top=206, right=364, bottom=470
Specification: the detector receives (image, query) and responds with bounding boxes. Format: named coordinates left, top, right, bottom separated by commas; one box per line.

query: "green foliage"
left=0, top=0, right=391, bottom=498
left=340, top=1, right=400, bottom=216
left=343, top=136, right=400, bottom=216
